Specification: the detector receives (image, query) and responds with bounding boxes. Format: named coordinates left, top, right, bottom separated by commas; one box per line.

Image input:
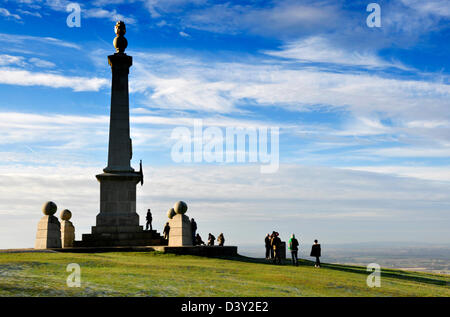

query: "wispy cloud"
left=0, top=7, right=21, bottom=20
left=0, top=32, right=81, bottom=50
left=0, top=68, right=108, bottom=91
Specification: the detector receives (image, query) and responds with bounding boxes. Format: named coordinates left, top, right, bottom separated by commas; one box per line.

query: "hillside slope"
left=0, top=252, right=448, bottom=296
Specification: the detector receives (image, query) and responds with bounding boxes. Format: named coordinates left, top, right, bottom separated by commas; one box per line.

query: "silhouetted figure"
left=208, top=233, right=216, bottom=246
left=310, top=239, right=321, bottom=268
left=288, top=234, right=299, bottom=266
left=195, top=233, right=205, bottom=246
left=217, top=233, right=225, bottom=246
left=163, top=222, right=170, bottom=240
left=191, top=218, right=197, bottom=245
left=145, top=209, right=152, bottom=231
left=269, top=231, right=276, bottom=259
left=265, top=234, right=271, bottom=259
left=271, top=232, right=282, bottom=264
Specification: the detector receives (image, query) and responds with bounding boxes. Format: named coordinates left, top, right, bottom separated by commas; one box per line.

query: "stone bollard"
left=168, top=201, right=192, bottom=246
left=60, top=209, right=75, bottom=248
left=35, top=201, right=62, bottom=249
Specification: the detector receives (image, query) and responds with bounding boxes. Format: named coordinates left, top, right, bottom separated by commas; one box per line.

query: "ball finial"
left=167, top=208, right=176, bottom=219
left=42, top=201, right=57, bottom=216
left=60, top=209, right=72, bottom=221
left=113, top=21, right=128, bottom=53
left=174, top=201, right=188, bottom=215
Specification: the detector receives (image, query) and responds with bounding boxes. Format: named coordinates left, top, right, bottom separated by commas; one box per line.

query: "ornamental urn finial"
left=113, top=21, right=128, bottom=53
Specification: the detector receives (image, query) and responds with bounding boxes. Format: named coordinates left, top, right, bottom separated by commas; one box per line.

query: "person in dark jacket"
left=195, top=233, right=205, bottom=246
left=208, top=233, right=216, bottom=246
left=217, top=233, right=225, bottom=246
left=310, top=239, right=321, bottom=268
left=264, top=233, right=271, bottom=259
left=271, top=232, right=282, bottom=264
left=145, top=209, right=152, bottom=231
left=163, top=222, right=170, bottom=240
left=288, top=234, right=299, bottom=266
left=191, top=218, right=197, bottom=245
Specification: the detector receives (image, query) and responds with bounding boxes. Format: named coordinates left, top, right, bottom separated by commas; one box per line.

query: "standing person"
left=191, top=218, right=197, bottom=245
left=145, top=209, right=152, bottom=231
left=265, top=234, right=271, bottom=259
left=217, top=233, right=225, bottom=246
left=288, top=234, right=299, bottom=266
left=208, top=233, right=216, bottom=246
left=310, top=239, right=321, bottom=268
left=163, top=222, right=170, bottom=240
left=270, top=231, right=275, bottom=259
left=271, top=232, right=282, bottom=264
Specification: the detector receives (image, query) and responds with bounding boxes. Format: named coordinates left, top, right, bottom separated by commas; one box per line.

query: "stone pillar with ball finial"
left=60, top=209, right=75, bottom=248
left=167, top=201, right=192, bottom=246
left=35, top=201, right=62, bottom=249
left=91, top=21, right=143, bottom=235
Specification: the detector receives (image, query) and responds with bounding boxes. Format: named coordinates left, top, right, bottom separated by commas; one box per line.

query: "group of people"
left=151, top=211, right=225, bottom=247
left=265, top=232, right=283, bottom=264
left=190, top=218, right=225, bottom=246
left=265, top=232, right=322, bottom=267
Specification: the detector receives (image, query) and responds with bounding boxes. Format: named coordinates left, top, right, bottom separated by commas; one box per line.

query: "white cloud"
left=179, top=31, right=190, bottom=37
left=84, top=8, right=136, bottom=24
left=264, top=36, right=411, bottom=70
left=401, top=0, right=450, bottom=18
left=0, top=68, right=108, bottom=91
left=0, top=8, right=21, bottom=20
left=0, top=32, right=81, bottom=50
left=342, top=166, right=450, bottom=182
left=28, top=57, right=55, bottom=68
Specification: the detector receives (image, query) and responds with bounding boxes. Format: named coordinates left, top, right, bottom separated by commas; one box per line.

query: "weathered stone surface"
left=35, top=215, right=61, bottom=249
left=61, top=220, right=75, bottom=248
left=168, top=214, right=192, bottom=246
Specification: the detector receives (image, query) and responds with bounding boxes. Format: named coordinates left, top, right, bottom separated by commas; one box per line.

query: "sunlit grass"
left=0, top=252, right=448, bottom=297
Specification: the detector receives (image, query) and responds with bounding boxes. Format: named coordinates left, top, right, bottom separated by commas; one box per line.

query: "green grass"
left=0, top=252, right=448, bottom=297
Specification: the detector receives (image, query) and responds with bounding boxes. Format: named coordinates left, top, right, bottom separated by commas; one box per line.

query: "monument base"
left=168, top=214, right=192, bottom=246
left=35, top=215, right=61, bottom=249
left=74, top=229, right=167, bottom=247
left=61, top=220, right=75, bottom=248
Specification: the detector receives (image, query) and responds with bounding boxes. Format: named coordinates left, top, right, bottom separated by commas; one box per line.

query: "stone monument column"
left=76, top=22, right=166, bottom=247
left=94, top=21, right=142, bottom=233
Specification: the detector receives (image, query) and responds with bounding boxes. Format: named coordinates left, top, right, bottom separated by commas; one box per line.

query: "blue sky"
left=0, top=0, right=449, bottom=249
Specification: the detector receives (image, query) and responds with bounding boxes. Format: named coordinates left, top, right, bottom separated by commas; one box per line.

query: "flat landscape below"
left=0, top=252, right=448, bottom=296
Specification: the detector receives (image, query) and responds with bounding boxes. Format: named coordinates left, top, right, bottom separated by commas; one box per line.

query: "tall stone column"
left=77, top=21, right=166, bottom=247
left=104, top=52, right=133, bottom=173
left=94, top=21, right=141, bottom=234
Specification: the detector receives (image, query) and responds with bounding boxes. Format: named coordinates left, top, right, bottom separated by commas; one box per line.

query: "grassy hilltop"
left=0, top=252, right=448, bottom=297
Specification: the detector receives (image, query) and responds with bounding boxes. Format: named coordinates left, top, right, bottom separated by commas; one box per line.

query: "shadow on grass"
left=214, top=254, right=449, bottom=287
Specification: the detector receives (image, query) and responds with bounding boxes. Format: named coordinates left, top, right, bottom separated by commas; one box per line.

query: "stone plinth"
left=168, top=214, right=192, bottom=246
left=61, top=220, right=75, bottom=248
left=94, top=172, right=141, bottom=231
left=35, top=215, right=61, bottom=249
left=279, top=241, right=286, bottom=259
